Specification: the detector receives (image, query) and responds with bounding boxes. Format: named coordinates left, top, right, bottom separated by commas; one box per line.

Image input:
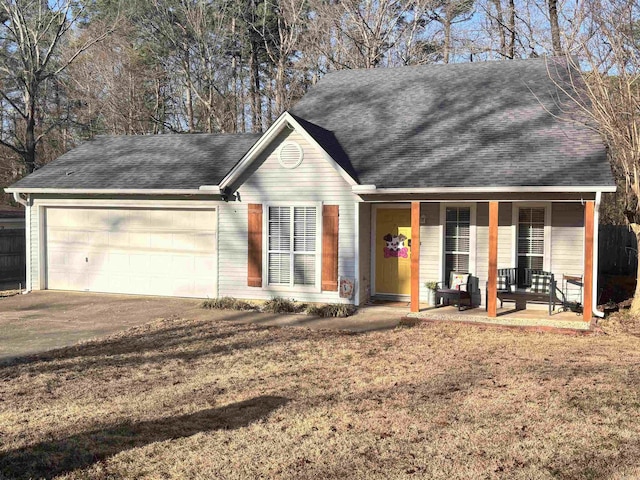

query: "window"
left=517, top=207, right=545, bottom=271
left=267, top=206, right=317, bottom=287
left=444, top=207, right=470, bottom=281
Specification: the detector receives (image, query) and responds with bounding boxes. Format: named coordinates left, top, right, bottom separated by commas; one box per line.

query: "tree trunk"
left=508, top=0, right=515, bottom=59
left=443, top=18, right=451, bottom=64
left=275, top=58, right=285, bottom=116
left=185, top=82, right=195, bottom=132
left=249, top=41, right=261, bottom=133
left=231, top=16, right=238, bottom=134
left=630, top=224, right=640, bottom=314
left=154, top=78, right=162, bottom=134
left=492, top=0, right=507, bottom=57
left=548, top=0, right=562, bottom=55
left=24, top=85, right=37, bottom=173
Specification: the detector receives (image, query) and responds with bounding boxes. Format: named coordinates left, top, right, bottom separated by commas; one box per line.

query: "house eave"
left=4, top=187, right=222, bottom=195
left=353, top=185, right=617, bottom=194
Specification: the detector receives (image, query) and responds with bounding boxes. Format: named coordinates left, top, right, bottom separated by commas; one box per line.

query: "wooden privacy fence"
left=599, top=225, right=637, bottom=276
left=0, top=229, right=25, bottom=282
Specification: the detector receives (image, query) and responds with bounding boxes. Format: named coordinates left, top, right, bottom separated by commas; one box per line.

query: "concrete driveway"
left=0, top=291, right=403, bottom=361
left=0, top=291, right=208, bottom=361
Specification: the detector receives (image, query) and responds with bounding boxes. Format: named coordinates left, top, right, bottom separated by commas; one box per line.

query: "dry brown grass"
left=1, top=316, right=640, bottom=479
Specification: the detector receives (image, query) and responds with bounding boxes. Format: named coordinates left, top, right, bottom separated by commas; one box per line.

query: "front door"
left=375, top=208, right=412, bottom=295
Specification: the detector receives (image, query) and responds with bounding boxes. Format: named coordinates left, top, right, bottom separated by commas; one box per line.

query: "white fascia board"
left=198, top=185, right=221, bottom=194
left=352, top=185, right=377, bottom=193
left=352, top=185, right=617, bottom=194
left=4, top=187, right=221, bottom=195
left=219, top=111, right=358, bottom=189
left=219, top=112, right=291, bottom=189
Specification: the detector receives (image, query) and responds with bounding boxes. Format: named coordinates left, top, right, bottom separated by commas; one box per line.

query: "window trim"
left=262, top=202, right=323, bottom=293
left=439, top=203, right=476, bottom=283
left=511, top=202, right=552, bottom=272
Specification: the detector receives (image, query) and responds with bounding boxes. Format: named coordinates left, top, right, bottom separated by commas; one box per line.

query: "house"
left=5, top=57, right=615, bottom=322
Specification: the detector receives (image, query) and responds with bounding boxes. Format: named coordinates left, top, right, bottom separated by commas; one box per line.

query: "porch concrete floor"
left=407, top=305, right=591, bottom=330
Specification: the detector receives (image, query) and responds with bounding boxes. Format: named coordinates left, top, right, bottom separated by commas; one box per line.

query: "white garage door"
left=45, top=206, right=217, bottom=298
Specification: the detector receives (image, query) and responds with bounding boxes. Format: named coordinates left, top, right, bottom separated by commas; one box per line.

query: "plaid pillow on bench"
left=497, top=275, right=510, bottom=291
left=529, top=273, right=551, bottom=294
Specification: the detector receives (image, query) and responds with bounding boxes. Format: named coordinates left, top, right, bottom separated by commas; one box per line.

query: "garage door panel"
left=190, top=233, right=217, bottom=251
left=47, top=248, right=70, bottom=267
left=108, top=232, right=130, bottom=248
left=150, top=233, right=173, bottom=250
left=45, top=207, right=217, bottom=298
left=194, top=256, right=216, bottom=276
left=127, top=210, right=150, bottom=228
left=171, top=255, right=196, bottom=274
left=129, top=254, right=150, bottom=271
left=128, top=233, right=151, bottom=248
left=85, top=231, right=106, bottom=249
left=170, top=210, right=197, bottom=230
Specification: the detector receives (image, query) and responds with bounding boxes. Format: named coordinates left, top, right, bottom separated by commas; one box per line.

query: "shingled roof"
left=290, top=57, right=613, bottom=189
left=9, top=133, right=262, bottom=190
left=8, top=57, right=613, bottom=192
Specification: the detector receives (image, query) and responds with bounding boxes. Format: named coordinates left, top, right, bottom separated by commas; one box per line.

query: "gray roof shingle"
left=9, top=133, right=262, bottom=190
left=290, top=57, right=614, bottom=188
left=8, top=57, right=614, bottom=192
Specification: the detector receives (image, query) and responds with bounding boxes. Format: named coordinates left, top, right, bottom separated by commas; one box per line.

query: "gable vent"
left=278, top=142, right=304, bottom=169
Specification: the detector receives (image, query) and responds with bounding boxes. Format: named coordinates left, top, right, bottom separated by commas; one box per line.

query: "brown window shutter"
left=248, top=204, right=263, bottom=287
left=322, top=205, right=339, bottom=291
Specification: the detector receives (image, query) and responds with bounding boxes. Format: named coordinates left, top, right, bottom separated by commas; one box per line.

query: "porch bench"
left=486, top=268, right=557, bottom=315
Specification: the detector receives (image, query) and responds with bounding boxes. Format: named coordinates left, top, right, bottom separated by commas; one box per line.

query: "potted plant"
left=424, top=281, right=439, bottom=306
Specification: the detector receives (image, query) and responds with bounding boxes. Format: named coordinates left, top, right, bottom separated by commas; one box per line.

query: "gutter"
left=12, top=192, right=28, bottom=207
left=352, top=185, right=618, bottom=194
left=5, top=186, right=221, bottom=195
left=593, top=192, right=604, bottom=319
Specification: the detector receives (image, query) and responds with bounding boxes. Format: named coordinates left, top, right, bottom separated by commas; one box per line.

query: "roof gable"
left=219, top=112, right=358, bottom=189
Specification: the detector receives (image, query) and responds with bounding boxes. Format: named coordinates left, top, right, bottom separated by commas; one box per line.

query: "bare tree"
left=0, top=0, right=111, bottom=172
left=551, top=0, right=640, bottom=311
left=430, top=0, right=475, bottom=63
left=547, top=0, right=561, bottom=55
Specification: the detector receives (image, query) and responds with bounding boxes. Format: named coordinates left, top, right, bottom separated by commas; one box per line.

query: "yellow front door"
left=375, top=208, right=412, bottom=295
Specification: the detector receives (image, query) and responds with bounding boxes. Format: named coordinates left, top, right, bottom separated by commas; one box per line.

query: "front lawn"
left=1, top=316, right=640, bottom=479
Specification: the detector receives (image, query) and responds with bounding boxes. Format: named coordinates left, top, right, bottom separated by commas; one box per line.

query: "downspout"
left=592, top=192, right=604, bottom=318
left=12, top=192, right=28, bottom=207
left=12, top=192, right=31, bottom=293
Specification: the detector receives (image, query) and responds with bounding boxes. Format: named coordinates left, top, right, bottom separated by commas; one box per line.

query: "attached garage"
left=43, top=206, right=217, bottom=298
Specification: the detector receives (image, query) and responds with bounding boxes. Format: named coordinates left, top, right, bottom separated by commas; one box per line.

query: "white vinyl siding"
left=267, top=205, right=317, bottom=287
left=218, top=128, right=358, bottom=303
left=552, top=203, right=585, bottom=303
left=419, top=203, right=440, bottom=301
left=517, top=207, right=545, bottom=271
left=476, top=202, right=513, bottom=306
left=444, top=207, right=471, bottom=280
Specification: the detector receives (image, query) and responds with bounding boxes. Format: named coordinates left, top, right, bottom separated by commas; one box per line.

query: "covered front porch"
left=358, top=192, right=598, bottom=324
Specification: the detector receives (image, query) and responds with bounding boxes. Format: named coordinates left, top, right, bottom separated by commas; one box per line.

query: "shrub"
left=306, top=303, right=358, bottom=318
left=201, top=297, right=257, bottom=311
left=261, top=297, right=306, bottom=314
